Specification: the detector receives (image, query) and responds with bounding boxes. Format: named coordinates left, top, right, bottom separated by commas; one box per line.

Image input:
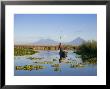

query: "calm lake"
left=14, top=50, right=97, bottom=76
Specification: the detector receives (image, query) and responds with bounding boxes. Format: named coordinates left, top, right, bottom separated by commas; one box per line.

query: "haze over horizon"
left=14, top=14, right=97, bottom=44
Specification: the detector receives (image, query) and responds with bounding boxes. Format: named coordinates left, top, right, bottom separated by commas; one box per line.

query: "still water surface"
left=14, top=50, right=97, bottom=76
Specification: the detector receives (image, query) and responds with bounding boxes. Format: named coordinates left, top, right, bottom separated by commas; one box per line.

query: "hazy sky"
left=14, top=14, right=97, bottom=44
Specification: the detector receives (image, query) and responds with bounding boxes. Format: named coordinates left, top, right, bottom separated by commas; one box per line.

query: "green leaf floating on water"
left=27, top=57, right=42, bottom=60
left=51, top=64, right=60, bottom=67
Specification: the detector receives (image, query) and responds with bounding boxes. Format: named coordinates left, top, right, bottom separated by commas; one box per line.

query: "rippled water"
left=14, top=50, right=97, bottom=76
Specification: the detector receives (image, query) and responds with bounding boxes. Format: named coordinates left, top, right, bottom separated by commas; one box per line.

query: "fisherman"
left=58, top=43, right=67, bottom=62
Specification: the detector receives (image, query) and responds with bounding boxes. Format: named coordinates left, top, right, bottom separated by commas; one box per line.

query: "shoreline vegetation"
left=14, top=40, right=97, bottom=64
left=14, top=48, right=38, bottom=56
left=75, top=40, right=97, bottom=64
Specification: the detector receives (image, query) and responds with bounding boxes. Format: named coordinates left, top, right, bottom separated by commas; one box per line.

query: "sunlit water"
left=14, top=50, right=97, bottom=76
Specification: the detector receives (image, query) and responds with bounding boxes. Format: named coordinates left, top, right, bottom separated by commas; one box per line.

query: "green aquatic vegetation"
left=53, top=67, right=61, bottom=72
left=34, top=61, right=53, bottom=64
left=51, top=64, right=60, bottom=67
left=14, top=48, right=38, bottom=56
left=75, top=40, right=97, bottom=63
left=65, top=61, right=72, bottom=64
left=34, top=65, right=46, bottom=70
left=28, top=57, right=42, bottom=60
left=43, top=61, right=53, bottom=64
left=46, top=61, right=53, bottom=64
left=53, top=59, right=57, bottom=61
left=15, top=65, right=45, bottom=71
left=84, top=58, right=97, bottom=64
left=70, top=64, right=75, bottom=68
left=70, top=63, right=85, bottom=68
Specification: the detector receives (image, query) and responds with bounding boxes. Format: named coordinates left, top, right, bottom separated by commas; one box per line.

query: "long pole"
left=60, top=36, right=61, bottom=43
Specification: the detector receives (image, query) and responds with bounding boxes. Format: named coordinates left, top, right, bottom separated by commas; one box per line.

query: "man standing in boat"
left=58, top=42, right=67, bottom=62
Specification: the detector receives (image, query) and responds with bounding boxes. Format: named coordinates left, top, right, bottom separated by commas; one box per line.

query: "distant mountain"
left=31, top=37, right=85, bottom=46
left=67, top=37, right=85, bottom=46
left=33, top=39, right=59, bottom=45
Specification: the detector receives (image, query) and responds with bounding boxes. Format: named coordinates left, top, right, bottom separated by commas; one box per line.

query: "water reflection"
left=14, top=50, right=97, bottom=76
left=53, top=67, right=61, bottom=72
